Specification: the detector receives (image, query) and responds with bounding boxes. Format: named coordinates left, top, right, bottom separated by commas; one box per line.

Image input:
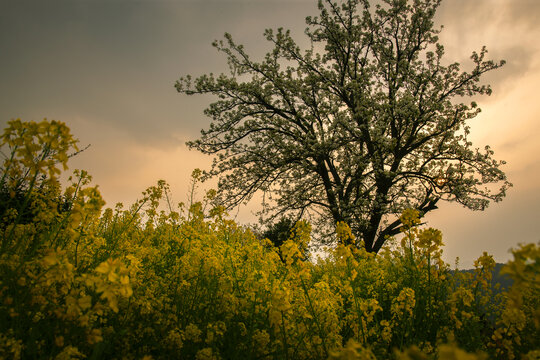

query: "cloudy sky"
left=1, top=0, right=539, bottom=267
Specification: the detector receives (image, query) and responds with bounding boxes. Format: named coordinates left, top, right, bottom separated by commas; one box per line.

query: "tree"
left=262, top=217, right=296, bottom=250
left=175, top=0, right=511, bottom=253
left=260, top=216, right=312, bottom=263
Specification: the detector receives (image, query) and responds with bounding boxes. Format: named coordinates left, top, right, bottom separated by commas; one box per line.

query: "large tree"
left=176, top=0, right=511, bottom=253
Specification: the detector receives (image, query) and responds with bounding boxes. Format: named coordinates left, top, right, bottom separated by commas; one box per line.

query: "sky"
left=1, top=0, right=539, bottom=268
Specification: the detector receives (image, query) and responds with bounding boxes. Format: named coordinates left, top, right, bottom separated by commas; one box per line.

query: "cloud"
left=61, top=115, right=213, bottom=207
left=501, top=0, right=540, bottom=30
left=435, top=0, right=540, bottom=96
left=0, top=0, right=321, bottom=150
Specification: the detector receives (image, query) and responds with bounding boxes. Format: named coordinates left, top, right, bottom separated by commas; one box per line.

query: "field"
left=1, top=119, right=538, bottom=359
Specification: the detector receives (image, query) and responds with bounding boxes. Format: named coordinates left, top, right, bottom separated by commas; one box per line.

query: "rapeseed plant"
left=0, top=120, right=538, bottom=359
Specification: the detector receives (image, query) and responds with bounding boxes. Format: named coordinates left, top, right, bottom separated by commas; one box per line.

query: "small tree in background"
left=176, top=0, right=511, bottom=252
left=262, top=217, right=296, bottom=250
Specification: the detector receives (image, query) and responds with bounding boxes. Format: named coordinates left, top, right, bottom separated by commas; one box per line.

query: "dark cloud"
left=0, top=0, right=316, bottom=148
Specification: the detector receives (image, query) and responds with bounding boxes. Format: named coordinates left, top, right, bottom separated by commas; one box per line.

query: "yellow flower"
left=392, top=288, right=416, bottom=319
left=87, top=329, right=103, bottom=345
left=42, top=250, right=60, bottom=267
left=252, top=329, right=270, bottom=354
left=54, top=346, right=85, bottom=360
left=380, top=320, right=392, bottom=342
left=120, top=275, right=129, bottom=285
left=77, top=295, right=92, bottom=310
left=166, top=330, right=184, bottom=352
left=196, top=347, right=218, bottom=360
left=417, top=228, right=443, bottom=254
left=95, top=259, right=121, bottom=282
left=184, top=323, right=202, bottom=343
left=55, top=336, right=64, bottom=347
left=400, top=209, right=421, bottom=230
left=336, top=221, right=355, bottom=246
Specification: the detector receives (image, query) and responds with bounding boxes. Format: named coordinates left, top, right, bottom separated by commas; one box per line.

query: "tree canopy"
left=175, top=0, right=511, bottom=253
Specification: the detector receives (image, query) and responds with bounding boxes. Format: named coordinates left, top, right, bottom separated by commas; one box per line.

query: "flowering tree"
left=176, top=0, right=510, bottom=253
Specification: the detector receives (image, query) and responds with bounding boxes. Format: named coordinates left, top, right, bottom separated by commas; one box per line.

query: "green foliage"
left=176, top=0, right=511, bottom=253
left=0, top=120, right=537, bottom=359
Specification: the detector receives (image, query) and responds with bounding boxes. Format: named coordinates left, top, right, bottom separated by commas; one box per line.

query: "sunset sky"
left=1, top=0, right=539, bottom=268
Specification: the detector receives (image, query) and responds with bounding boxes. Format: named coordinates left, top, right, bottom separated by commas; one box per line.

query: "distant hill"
left=457, top=263, right=513, bottom=293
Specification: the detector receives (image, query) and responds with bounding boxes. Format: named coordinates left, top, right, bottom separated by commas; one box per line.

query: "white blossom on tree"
left=176, top=0, right=511, bottom=253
